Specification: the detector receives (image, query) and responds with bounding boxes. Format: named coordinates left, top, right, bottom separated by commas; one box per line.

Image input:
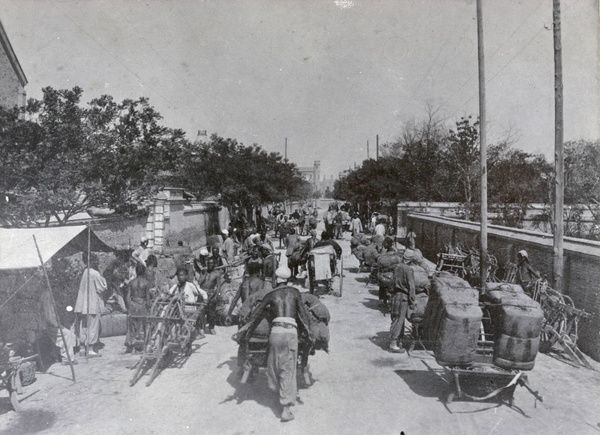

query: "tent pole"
left=86, top=225, right=91, bottom=363
left=33, top=235, right=76, bottom=382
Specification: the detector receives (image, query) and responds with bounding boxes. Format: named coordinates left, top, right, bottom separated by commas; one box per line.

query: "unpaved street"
left=1, top=237, right=599, bottom=435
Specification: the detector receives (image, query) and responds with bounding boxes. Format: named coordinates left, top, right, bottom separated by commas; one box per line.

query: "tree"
left=564, top=140, right=600, bottom=239
left=0, top=87, right=185, bottom=226
left=488, top=143, right=551, bottom=228
left=177, top=135, right=311, bottom=216
left=445, top=116, right=480, bottom=220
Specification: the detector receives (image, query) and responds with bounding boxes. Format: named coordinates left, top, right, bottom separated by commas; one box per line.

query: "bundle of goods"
left=408, top=292, right=430, bottom=323
left=413, top=249, right=437, bottom=273
left=363, top=244, right=381, bottom=268
left=481, top=283, right=543, bottom=370
left=301, top=293, right=331, bottom=352
left=376, top=251, right=404, bottom=289
left=423, top=272, right=482, bottom=366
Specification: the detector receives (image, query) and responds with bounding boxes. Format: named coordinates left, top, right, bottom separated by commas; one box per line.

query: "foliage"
left=564, top=140, right=600, bottom=239
left=444, top=116, right=480, bottom=220
left=176, top=135, right=311, bottom=214
left=0, top=87, right=185, bottom=226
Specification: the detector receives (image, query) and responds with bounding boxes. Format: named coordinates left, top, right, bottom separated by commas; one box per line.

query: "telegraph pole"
left=553, top=0, right=564, bottom=292
left=477, top=0, right=488, bottom=291
left=285, top=137, right=288, bottom=161
left=367, top=140, right=370, bottom=159
left=376, top=135, right=379, bottom=160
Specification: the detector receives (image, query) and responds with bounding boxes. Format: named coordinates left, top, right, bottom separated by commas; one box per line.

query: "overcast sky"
left=1, top=0, right=598, bottom=177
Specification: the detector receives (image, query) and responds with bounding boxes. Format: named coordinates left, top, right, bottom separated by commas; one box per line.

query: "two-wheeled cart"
left=307, top=246, right=343, bottom=296
left=239, top=333, right=314, bottom=387
left=130, top=293, right=205, bottom=387
left=0, top=349, right=38, bottom=411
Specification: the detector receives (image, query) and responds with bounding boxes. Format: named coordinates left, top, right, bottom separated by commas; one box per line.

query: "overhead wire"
left=447, top=0, right=581, bottom=119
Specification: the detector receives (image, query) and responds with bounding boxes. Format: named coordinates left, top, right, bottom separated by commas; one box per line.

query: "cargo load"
left=481, top=284, right=543, bottom=370
left=424, top=273, right=482, bottom=366
left=408, top=292, right=429, bottom=323
left=301, top=293, right=330, bottom=352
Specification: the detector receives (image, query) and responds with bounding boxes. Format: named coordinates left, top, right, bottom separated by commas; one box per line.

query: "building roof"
left=0, top=20, right=27, bottom=87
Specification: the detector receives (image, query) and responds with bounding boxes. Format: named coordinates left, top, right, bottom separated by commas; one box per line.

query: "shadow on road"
left=218, top=356, right=279, bottom=418
left=361, top=297, right=387, bottom=316
left=0, top=409, right=56, bottom=435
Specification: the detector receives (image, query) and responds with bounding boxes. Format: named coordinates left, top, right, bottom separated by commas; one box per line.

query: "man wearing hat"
left=516, top=250, right=541, bottom=295
left=235, top=265, right=314, bottom=422
left=221, top=229, right=235, bottom=264
left=388, top=249, right=416, bottom=353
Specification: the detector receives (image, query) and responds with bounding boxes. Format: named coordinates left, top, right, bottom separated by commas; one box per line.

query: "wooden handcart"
left=443, top=302, right=543, bottom=407
left=306, top=246, right=343, bottom=296
left=239, top=334, right=314, bottom=387
left=0, top=348, right=38, bottom=411
left=130, top=292, right=205, bottom=387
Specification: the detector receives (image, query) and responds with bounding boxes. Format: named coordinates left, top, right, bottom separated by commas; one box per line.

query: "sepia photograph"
left=0, top=1, right=599, bottom=433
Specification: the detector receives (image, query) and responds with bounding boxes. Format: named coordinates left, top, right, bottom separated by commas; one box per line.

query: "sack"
left=301, top=293, right=331, bottom=324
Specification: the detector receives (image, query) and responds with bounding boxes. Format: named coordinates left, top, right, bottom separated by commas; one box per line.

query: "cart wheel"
left=446, top=392, right=455, bottom=404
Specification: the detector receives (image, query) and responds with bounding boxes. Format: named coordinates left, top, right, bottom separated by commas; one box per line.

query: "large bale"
left=481, top=284, right=543, bottom=370
left=424, top=273, right=482, bottom=366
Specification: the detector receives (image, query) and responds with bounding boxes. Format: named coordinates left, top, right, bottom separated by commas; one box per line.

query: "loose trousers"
left=267, top=327, right=298, bottom=407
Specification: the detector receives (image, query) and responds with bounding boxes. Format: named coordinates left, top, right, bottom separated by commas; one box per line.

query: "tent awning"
left=0, top=225, right=113, bottom=270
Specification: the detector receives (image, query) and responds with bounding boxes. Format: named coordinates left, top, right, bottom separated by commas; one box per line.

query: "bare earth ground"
left=1, top=235, right=599, bottom=435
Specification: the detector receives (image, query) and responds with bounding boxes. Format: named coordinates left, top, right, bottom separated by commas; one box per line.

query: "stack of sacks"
left=407, top=264, right=432, bottom=323
left=423, top=272, right=482, bottom=366
left=364, top=244, right=381, bottom=268
left=482, top=283, right=544, bottom=370
left=350, top=234, right=370, bottom=264
left=413, top=249, right=437, bottom=273
left=376, top=251, right=404, bottom=289
left=301, top=293, right=330, bottom=352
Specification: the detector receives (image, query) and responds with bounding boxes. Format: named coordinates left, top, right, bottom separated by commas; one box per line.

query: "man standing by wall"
left=388, top=250, right=416, bottom=353
left=75, top=253, right=107, bottom=356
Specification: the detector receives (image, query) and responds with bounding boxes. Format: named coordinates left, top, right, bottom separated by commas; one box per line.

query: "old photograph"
left=0, top=1, right=599, bottom=433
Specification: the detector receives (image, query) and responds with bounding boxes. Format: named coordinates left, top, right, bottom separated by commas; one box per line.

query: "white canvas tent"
left=0, top=225, right=113, bottom=270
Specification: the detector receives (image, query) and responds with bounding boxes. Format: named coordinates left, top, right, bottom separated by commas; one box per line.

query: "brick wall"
left=408, top=213, right=600, bottom=360
left=0, top=44, right=23, bottom=109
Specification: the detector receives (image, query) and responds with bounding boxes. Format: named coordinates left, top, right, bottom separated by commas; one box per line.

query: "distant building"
left=297, top=160, right=339, bottom=196
left=298, top=160, right=321, bottom=191
left=0, top=20, right=27, bottom=109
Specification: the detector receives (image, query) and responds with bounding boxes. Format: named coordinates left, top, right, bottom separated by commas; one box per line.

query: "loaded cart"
left=0, top=344, right=38, bottom=411
left=239, top=333, right=314, bottom=386
left=422, top=274, right=545, bottom=407
left=130, top=293, right=205, bottom=387
left=307, top=246, right=343, bottom=296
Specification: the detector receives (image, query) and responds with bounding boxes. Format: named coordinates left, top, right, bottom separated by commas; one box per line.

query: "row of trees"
left=334, top=111, right=600, bottom=239
left=0, top=87, right=312, bottom=226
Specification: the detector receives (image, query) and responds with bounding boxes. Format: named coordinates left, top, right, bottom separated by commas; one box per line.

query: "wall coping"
left=408, top=212, right=600, bottom=258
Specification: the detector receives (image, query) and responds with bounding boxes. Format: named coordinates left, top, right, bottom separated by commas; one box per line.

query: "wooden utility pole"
left=376, top=135, right=379, bottom=160
left=367, top=140, right=370, bottom=159
left=285, top=137, right=288, bottom=161
left=477, top=0, right=488, bottom=291
left=553, top=0, right=564, bottom=292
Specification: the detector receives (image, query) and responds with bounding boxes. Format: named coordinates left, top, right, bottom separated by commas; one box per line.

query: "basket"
left=19, top=361, right=37, bottom=386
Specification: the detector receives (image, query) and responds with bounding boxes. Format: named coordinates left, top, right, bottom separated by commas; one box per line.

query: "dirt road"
left=1, top=236, right=599, bottom=435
